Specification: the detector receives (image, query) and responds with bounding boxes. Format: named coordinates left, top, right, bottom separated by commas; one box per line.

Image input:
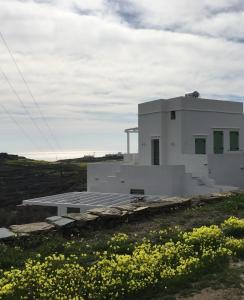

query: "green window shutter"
left=214, top=131, right=224, bottom=154
left=195, top=138, right=206, bottom=154
left=230, top=131, right=239, bottom=151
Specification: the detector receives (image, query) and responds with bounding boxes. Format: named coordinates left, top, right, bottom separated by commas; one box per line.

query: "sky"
left=1, top=0, right=244, bottom=159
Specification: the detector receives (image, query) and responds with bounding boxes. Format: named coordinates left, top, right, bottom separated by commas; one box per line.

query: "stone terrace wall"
left=0, top=192, right=237, bottom=241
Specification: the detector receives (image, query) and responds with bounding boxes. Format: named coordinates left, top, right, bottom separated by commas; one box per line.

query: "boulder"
left=65, top=212, right=100, bottom=227
left=211, top=192, right=234, bottom=198
left=115, top=203, right=147, bottom=212
left=197, top=194, right=228, bottom=204
left=10, top=222, right=55, bottom=234
left=114, top=204, right=149, bottom=220
left=87, top=207, right=125, bottom=219
left=136, top=197, right=191, bottom=213
left=67, top=212, right=99, bottom=222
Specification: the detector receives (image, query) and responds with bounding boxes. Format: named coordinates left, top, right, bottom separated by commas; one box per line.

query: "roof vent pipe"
left=185, top=91, right=200, bottom=98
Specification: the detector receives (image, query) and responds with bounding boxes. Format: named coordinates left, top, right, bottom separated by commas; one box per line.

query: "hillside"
left=0, top=153, right=124, bottom=226
left=1, top=194, right=244, bottom=299
left=2, top=153, right=244, bottom=299
left=0, top=153, right=87, bottom=208
left=0, top=153, right=87, bottom=226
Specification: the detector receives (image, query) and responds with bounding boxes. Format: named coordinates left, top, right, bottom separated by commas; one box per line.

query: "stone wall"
left=0, top=191, right=236, bottom=241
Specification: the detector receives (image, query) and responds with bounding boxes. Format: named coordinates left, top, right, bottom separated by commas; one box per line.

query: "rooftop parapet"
left=139, top=96, right=243, bottom=115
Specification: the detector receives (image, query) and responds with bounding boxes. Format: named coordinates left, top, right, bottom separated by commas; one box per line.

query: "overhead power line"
left=0, top=31, right=62, bottom=151
left=0, top=103, right=43, bottom=151
left=0, top=68, right=55, bottom=151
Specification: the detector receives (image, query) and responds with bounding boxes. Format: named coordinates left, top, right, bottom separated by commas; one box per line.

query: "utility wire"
left=0, top=68, right=55, bottom=151
left=0, top=102, right=43, bottom=151
left=0, top=31, right=62, bottom=151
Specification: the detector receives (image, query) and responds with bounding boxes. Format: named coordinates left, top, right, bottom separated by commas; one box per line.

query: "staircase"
left=184, top=174, right=239, bottom=197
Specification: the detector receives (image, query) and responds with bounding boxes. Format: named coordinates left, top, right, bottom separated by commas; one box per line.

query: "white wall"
left=181, top=110, right=244, bottom=155
left=168, top=154, right=208, bottom=177
left=87, top=162, right=229, bottom=197
left=166, top=110, right=183, bottom=165
left=87, top=163, right=122, bottom=192
left=138, top=112, right=165, bottom=165
left=138, top=109, right=182, bottom=166
left=88, top=163, right=186, bottom=196
left=123, top=153, right=139, bottom=164
left=138, top=97, right=244, bottom=170
left=88, top=97, right=244, bottom=197
left=208, top=153, right=244, bottom=188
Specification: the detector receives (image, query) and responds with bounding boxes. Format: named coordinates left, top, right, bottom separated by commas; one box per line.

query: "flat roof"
left=139, top=96, right=243, bottom=115
left=22, top=192, right=167, bottom=209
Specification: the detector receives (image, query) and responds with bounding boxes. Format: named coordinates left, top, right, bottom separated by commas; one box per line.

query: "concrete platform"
left=22, top=192, right=168, bottom=216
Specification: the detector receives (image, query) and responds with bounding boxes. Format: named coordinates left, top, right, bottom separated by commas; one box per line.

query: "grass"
left=0, top=156, right=87, bottom=226
left=1, top=195, right=244, bottom=299
left=0, top=153, right=121, bottom=226
left=150, top=261, right=244, bottom=299
left=4, top=194, right=244, bottom=268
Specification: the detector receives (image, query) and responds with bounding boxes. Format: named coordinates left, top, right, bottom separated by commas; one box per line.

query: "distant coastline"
left=16, top=150, right=120, bottom=161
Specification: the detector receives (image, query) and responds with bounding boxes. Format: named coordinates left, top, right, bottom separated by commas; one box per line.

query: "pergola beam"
left=124, top=127, right=138, bottom=154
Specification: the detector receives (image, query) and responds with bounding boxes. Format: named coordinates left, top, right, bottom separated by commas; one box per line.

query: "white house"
left=88, top=93, right=244, bottom=197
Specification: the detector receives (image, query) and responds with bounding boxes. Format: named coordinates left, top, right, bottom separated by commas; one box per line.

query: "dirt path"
left=179, top=287, right=244, bottom=299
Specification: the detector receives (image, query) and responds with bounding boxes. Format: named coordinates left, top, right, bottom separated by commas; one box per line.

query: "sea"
left=18, top=150, right=120, bottom=161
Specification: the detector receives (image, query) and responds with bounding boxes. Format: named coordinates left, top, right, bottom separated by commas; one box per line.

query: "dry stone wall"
left=0, top=192, right=237, bottom=241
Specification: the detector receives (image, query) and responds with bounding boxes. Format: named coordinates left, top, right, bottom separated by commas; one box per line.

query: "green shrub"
left=0, top=224, right=233, bottom=300
left=0, top=244, right=25, bottom=270
left=149, top=226, right=181, bottom=244
left=225, top=237, right=244, bottom=258
left=107, top=233, right=134, bottom=255
left=221, top=216, right=244, bottom=237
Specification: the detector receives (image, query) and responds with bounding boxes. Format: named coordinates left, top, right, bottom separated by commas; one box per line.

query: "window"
left=214, top=131, right=224, bottom=154
left=130, top=189, right=144, bottom=195
left=230, top=131, right=239, bottom=151
left=67, top=207, right=80, bottom=214
left=151, top=138, right=160, bottom=165
left=195, top=138, right=206, bottom=154
left=171, top=111, right=176, bottom=120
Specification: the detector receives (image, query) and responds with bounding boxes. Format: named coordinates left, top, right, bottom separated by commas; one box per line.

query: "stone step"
left=10, top=222, right=55, bottom=234
left=0, top=228, right=15, bottom=240
left=46, top=216, right=75, bottom=228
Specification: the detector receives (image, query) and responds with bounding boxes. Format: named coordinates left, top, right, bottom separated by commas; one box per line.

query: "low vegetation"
left=0, top=155, right=86, bottom=227
left=0, top=153, right=122, bottom=205
left=0, top=153, right=122, bottom=227
left=0, top=153, right=87, bottom=207
left=0, top=223, right=234, bottom=299
left=1, top=195, right=244, bottom=299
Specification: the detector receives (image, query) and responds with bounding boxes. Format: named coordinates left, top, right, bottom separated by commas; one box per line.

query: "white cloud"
left=0, top=0, right=244, bottom=155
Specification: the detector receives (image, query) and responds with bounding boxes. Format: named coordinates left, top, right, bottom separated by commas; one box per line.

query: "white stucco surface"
left=88, top=95, right=244, bottom=197
left=138, top=96, right=244, bottom=165
left=88, top=163, right=186, bottom=196
left=208, top=153, right=244, bottom=188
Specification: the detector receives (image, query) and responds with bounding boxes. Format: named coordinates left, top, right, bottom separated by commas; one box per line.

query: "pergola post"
left=124, top=127, right=138, bottom=155
left=127, top=131, right=130, bottom=154
left=57, top=205, right=67, bottom=216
